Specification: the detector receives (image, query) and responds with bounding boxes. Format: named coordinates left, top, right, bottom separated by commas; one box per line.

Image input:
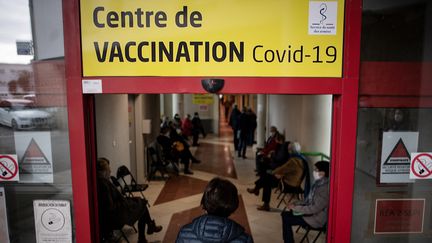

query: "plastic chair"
left=116, top=165, right=148, bottom=199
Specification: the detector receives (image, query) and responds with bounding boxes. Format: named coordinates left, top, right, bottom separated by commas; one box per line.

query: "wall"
left=31, top=0, right=64, bottom=60
left=267, top=95, right=303, bottom=142
left=95, top=94, right=130, bottom=174
left=267, top=95, right=332, bottom=160
left=135, top=94, right=160, bottom=183
left=183, top=94, right=218, bottom=133
left=300, top=95, right=332, bottom=159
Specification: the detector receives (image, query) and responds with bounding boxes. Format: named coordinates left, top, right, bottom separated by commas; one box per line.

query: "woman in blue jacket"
left=176, top=177, right=253, bottom=243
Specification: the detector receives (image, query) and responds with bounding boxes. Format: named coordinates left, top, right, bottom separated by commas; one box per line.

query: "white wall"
left=31, top=0, right=64, bottom=60
left=267, top=95, right=332, bottom=160
left=183, top=94, right=218, bottom=133
left=268, top=95, right=303, bottom=142
left=95, top=94, right=130, bottom=174
left=300, top=95, right=332, bottom=159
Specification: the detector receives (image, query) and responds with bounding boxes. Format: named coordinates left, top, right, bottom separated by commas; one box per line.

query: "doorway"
left=93, top=93, right=333, bottom=242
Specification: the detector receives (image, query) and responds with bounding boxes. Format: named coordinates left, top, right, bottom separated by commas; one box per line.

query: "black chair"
left=100, top=176, right=137, bottom=243
left=147, top=146, right=169, bottom=181
left=116, top=165, right=148, bottom=199
left=276, top=179, right=304, bottom=209
left=297, top=224, right=326, bottom=243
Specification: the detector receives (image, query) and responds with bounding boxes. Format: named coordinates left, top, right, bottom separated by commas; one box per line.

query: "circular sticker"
left=411, top=153, right=432, bottom=178
left=41, top=208, right=66, bottom=232
left=0, top=155, right=18, bottom=180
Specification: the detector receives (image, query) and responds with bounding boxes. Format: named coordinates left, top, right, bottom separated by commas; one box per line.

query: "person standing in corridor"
left=192, top=112, right=206, bottom=146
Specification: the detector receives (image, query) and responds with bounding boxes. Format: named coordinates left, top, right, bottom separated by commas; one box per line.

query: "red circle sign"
left=0, top=155, right=18, bottom=180
left=411, top=153, right=432, bottom=178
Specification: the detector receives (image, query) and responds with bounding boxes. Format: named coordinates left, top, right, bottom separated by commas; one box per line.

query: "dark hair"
left=315, top=161, right=330, bottom=177
left=201, top=177, right=239, bottom=217
left=96, top=157, right=110, bottom=172
left=276, top=134, right=285, bottom=142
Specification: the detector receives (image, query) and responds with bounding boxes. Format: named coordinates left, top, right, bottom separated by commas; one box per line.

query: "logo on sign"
left=20, top=138, right=52, bottom=174
left=410, top=153, right=432, bottom=179
left=0, top=155, right=19, bottom=181
left=382, top=138, right=411, bottom=174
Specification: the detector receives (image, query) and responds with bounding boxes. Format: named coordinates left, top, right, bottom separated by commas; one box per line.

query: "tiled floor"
left=122, top=116, right=326, bottom=243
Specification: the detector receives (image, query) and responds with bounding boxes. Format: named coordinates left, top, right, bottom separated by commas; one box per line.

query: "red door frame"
left=63, top=0, right=362, bottom=242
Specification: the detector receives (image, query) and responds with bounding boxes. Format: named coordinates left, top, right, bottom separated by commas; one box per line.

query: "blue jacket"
left=176, top=214, right=253, bottom=243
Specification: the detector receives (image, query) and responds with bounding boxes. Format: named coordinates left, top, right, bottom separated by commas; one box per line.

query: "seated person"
left=281, top=161, right=330, bottom=243
left=176, top=177, right=253, bottom=243
left=247, top=142, right=308, bottom=211
left=256, top=134, right=289, bottom=175
left=257, top=126, right=280, bottom=157
left=157, top=126, right=200, bottom=175
left=96, top=158, right=162, bottom=243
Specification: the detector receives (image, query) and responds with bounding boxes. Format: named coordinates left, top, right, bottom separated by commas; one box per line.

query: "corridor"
left=123, top=113, right=325, bottom=243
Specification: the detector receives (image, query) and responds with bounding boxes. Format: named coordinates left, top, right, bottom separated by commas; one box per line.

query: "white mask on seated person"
left=313, top=171, right=323, bottom=180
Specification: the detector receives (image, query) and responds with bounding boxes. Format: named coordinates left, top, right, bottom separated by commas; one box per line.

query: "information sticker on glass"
left=33, top=200, right=72, bottom=243
left=14, top=132, right=54, bottom=183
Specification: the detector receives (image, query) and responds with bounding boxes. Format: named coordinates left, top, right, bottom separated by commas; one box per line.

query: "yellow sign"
left=192, top=94, right=214, bottom=105
left=80, top=0, right=344, bottom=77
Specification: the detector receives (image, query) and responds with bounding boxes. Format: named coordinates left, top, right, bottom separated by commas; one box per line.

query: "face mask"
left=313, top=171, right=322, bottom=180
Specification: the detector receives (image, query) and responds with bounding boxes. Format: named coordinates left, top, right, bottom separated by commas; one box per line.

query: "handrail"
left=301, top=152, right=330, bottom=161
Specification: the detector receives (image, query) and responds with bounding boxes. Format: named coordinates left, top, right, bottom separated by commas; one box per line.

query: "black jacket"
left=176, top=214, right=253, bottom=243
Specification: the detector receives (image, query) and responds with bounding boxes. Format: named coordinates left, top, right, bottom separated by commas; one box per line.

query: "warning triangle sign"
left=21, top=138, right=51, bottom=165
left=384, top=138, right=411, bottom=165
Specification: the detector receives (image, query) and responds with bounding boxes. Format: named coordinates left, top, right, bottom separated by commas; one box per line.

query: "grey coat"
left=292, top=177, right=329, bottom=228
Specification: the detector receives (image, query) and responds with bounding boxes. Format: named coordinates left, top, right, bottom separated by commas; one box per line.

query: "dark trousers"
left=238, top=136, right=247, bottom=157
left=233, top=129, right=239, bottom=151
left=281, top=211, right=309, bottom=243
left=255, top=173, right=279, bottom=204
left=192, top=131, right=199, bottom=145
left=137, top=206, right=152, bottom=240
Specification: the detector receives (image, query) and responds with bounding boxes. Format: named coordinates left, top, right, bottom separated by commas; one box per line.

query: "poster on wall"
left=0, top=155, right=19, bottom=182
left=380, top=132, right=418, bottom=183
left=374, top=198, right=425, bottom=234
left=33, top=200, right=72, bottom=243
left=14, top=132, right=53, bottom=183
left=0, top=187, right=10, bottom=243
left=192, top=94, right=214, bottom=105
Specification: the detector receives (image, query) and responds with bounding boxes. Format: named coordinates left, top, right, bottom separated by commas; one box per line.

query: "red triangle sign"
left=384, top=138, right=410, bottom=165
left=21, top=138, right=50, bottom=165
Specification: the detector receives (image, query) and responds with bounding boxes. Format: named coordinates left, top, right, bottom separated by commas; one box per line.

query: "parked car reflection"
left=0, top=99, right=54, bottom=130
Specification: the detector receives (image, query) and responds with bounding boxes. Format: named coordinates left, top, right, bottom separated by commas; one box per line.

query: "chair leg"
left=120, top=229, right=130, bottom=243
left=312, top=230, right=323, bottom=243
left=295, top=225, right=302, bottom=233
left=276, top=190, right=283, bottom=199
left=277, top=193, right=286, bottom=208
left=132, top=225, right=138, bottom=233
left=299, top=228, right=311, bottom=243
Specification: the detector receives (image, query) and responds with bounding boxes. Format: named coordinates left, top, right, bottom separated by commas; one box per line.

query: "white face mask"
left=313, top=171, right=322, bottom=180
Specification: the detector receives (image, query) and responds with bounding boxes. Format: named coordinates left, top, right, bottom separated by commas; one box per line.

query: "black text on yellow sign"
left=81, top=1, right=345, bottom=77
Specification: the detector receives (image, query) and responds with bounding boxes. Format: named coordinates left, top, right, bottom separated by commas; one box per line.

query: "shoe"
left=257, top=204, right=270, bottom=211
left=192, top=159, right=201, bottom=164
left=147, top=220, right=163, bottom=235
left=247, top=188, right=259, bottom=196
left=242, top=155, right=247, bottom=159
left=184, top=170, right=194, bottom=175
